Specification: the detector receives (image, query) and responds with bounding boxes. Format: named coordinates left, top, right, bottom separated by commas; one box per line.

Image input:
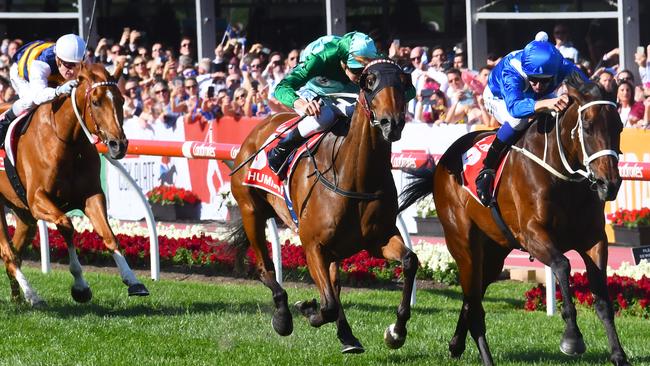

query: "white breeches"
left=296, top=98, right=356, bottom=138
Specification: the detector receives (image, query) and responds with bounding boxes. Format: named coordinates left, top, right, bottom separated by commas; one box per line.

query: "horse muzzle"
left=594, top=176, right=621, bottom=202
left=107, top=138, right=128, bottom=160
left=379, top=117, right=406, bottom=142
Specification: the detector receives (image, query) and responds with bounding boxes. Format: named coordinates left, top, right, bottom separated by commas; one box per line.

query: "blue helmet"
left=347, top=32, right=377, bottom=69
left=521, top=40, right=562, bottom=78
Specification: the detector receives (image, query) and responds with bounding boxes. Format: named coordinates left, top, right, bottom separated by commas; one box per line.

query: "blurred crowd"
left=0, top=22, right=649, bottom=142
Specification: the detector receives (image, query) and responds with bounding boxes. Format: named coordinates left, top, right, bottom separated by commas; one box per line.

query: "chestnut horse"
left=230, top=59, right=418, bottom=353
left=0, top=63, right=149, bottom=306
left=399, top=74, right=630, bottom=366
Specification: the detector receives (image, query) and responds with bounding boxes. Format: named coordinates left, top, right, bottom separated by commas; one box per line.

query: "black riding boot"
left=0, top=108, right=17, bottom=149
left=475, top=137, right=510, bottom=207
left=267, top=128, right=307, bottom=176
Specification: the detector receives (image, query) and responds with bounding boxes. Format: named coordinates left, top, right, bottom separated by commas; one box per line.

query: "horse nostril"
left=381, top=118, right=390, bottom=126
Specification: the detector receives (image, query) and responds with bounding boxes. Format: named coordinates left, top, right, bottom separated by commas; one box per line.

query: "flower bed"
left=16, top=217, right=459, bottom=286
left=524, top=269, right=650, bottom=318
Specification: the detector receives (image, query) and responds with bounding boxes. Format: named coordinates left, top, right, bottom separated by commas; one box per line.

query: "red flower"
left=146, top=185, right=201, bottom=205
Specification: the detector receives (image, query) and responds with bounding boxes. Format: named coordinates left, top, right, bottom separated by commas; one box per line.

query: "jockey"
left=475, top=31, right=588, bottom=206
left=0, top=34, right=85, bottom=148
left=267, top=31, right=378, bottom=174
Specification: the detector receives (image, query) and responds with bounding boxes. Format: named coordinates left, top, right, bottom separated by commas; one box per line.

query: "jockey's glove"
left=55, top=80, right=79, bottom=97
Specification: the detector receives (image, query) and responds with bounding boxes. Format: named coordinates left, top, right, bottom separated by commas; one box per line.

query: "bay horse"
left=0, top=63, right=149, bottom=306
left=399, top=73, right=630, bottom=366
left=230, top=59, right=418, bottom=353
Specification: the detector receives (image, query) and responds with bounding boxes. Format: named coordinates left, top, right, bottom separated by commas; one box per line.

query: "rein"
left=511, top=99, right=618, bottom=183
left=70, top=81, right=118, bottom=144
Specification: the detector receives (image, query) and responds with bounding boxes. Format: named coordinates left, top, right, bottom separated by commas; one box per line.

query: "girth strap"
left=3, top=157, right=28, bottom=206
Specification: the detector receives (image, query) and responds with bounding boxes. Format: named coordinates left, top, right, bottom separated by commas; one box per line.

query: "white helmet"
left=55, top=34, right=86, bottom=63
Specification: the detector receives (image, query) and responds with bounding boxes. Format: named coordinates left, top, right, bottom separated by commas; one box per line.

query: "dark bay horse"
left=400, top=74, right=630, bottom=366
left=0, top=63, right=149, bottom=306
left=230, top=59, right=418, bottom=353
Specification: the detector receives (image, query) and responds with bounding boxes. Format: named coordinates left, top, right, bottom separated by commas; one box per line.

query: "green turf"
left=0, top=267, right=646, bottom=366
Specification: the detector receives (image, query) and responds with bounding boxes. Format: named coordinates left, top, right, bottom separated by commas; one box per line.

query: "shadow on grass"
left=502, top=348, right=650, bottom=365
left=420, top=287, right=525, bottom=309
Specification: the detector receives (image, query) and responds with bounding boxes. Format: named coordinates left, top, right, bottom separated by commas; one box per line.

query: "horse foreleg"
left=54, top=220, right=94, bottom=303
left=240, top=205, right=293, bottom=336
left=0, top=208, right=43, bottom=306
left=299, top=245, right=339, bottom=327
left=377, top=232, right=418, bottom=350
left=529, top=240, right=585, bottom=356
left=83, top=193, right=149, bottom=297
left=327, top=261, right=364, bottom=354
left=8, top=214, right=44, bottom=306
left=581, top=242, right=630, bottom=366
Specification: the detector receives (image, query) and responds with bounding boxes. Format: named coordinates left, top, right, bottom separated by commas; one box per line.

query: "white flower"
left=217, top=183, right=238, bottom=207
left=411, top=239, right=454, bottom=272
left=607, top=260, right=650, bottom=280
left=415, top=196, right=437, bottom=218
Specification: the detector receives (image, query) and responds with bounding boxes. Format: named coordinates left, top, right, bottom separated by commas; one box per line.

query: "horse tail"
left=226, top=219, right=250, bottom=276
left=398, top=157, right=436, bottom=213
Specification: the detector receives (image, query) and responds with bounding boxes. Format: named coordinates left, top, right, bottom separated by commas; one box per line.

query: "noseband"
left=71, top=81, right=119, bottom=144
left=357, top=59, right=405, bottom=127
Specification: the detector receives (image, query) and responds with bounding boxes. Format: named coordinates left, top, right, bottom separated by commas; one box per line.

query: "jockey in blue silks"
left=475, top=31, right=589, bottom=206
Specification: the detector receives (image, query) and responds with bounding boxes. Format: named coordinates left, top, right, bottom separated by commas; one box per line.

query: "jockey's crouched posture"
left=0, top=34, right=85, bottom=149
left=268, top=31, right=414, bottom=175
left=476, top=31, right=589, bottom=206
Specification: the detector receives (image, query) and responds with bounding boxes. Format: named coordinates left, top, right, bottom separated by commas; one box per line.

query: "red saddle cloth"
left=243, top=117, right=324, bottom=198
left=461, top=134, right=509, bottom=204
left=0, top=111, right=30, bottom=170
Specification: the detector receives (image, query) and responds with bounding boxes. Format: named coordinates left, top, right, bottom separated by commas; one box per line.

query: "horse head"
left=76, top=63, right=128, bottom=159
left=563, top=72, right=622, bottom=201
left=357, top=59, right=411, bottom=142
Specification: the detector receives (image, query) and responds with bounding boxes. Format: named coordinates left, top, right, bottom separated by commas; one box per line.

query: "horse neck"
left=337, top=105, right=392, bottom=188
left=51, top=87, right=88, bottom=144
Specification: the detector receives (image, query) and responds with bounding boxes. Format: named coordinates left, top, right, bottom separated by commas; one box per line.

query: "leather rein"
left=70, top=81, right=119, bottom=144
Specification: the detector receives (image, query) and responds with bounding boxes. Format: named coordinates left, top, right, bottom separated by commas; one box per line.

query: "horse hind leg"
left=375, top=231, right=419, bottom=350
left=1, top=210, right=44, bottom=306
left=326, top=261, right=364, bottom=354
left=237, top=200, right=293, bottom=336
left=83, top=193, right=149, bottom=297
left=581, top=243, right=630, bottom=366
left=295, top=245, right=339, bottom=328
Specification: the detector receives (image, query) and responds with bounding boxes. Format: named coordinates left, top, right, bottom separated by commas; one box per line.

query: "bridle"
left=512, top=99, right=619, bottom=183
left=356, top=58, right=405, bottom=127
left=71, top=80, right=119, bottom=144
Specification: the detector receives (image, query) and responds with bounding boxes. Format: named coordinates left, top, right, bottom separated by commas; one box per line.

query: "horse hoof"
left=449, top=340, right=466, bottom=358
left=294, top=299, right=317, bottom=317
left=128, top=283, right=150, bottom=297
left=272, top=308, right=293, bottom=336
left=560, top=335, right=586, bottom=356
left=341, top=343, right=365, bottom=354
left=71, top=286, right=93, bottom=303
left=384, top=323, right=407, bottom=349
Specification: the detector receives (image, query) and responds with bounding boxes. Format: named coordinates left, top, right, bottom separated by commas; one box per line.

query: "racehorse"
left=229, top=59, right=418, bottom=353
left=399, top=73, right=630, bottom=366
left=0, top=62, right=149, bottom=306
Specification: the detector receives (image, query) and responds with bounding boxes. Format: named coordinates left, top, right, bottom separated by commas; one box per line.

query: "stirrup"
left=475, top=169, right=496, bottom=206
left=268, top=147, right=293, bottom=177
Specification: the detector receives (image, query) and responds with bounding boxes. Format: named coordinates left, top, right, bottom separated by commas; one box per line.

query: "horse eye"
left=365, top=73, right=378, bottom=91
left=92, top=99, right=100, bottom=107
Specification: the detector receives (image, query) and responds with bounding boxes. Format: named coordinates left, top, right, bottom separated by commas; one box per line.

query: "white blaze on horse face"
left=68, top=245, right=90, bottom=291
left=15, top=268, right=43, bottom=306
left=112, top=251, right=140, bottom=286
left=106, top=90, right=121, bottom=133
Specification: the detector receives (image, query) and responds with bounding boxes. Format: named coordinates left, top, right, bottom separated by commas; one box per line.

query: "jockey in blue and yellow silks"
left=475, top=31, right=589, bottom=206
left=0, top=34, right=85, bottom=148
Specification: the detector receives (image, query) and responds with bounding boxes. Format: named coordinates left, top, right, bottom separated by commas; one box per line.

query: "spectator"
left=231, top=87, right=252, bottom=118
left=122, top=78, right=143, bottom=119
left=6, top=40, right=19, bottom=59
left=151, top=43, right=164, bottom=62
left=444, top=68, right=484, bottom=125
left=617, top=81, right=644, bottom=128
left=152, top=81, right=181, bottom=128
left=596, top=69, right=616, bottom=99
left=429, top=45, right=448, bottom=72
left=123, top=89, right=156, bottom=139
left=415, top=88, right=448, bottom=124
left=409, top=47, right=427, bottom=86
left=179, top=36, right=194, bottom=60
left=263, top=52, right=284, bottom=94
left=553, top=23, right=579, bottom=62
left=453, top=53, right=466, bottom=70
left=285, top=49, right=300, bottom=72
left=225, top=74, right=242, bottom=97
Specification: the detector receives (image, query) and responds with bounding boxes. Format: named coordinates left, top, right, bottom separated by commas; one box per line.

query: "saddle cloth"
left=461, top=134, right=509, bottom=204
left=243, top=117, right=325, bottom=199
left=0, top=111, right=31, bottom=170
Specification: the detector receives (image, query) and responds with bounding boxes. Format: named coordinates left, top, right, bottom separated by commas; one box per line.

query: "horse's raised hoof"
left=294, top=299, right=318, bottom=318
left=128, top=283, right=150, bottom=297
left=341, top=342, right=365, bottom=354
left=560, top=335, right=586, bottom=356
left=384, top=323, right=407, bottom=349
left=610, top=351, right=631, bottom=366
left=71, top=286, right=93, bottom=303
left=271, top=307, right=293, bottom=336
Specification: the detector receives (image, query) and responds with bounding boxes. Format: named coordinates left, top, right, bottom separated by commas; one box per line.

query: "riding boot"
left=267, top=128, right=307, bottom=176
left=475, top=137, right=510, bottom=207
left=0, top=108, right=17, bottom=149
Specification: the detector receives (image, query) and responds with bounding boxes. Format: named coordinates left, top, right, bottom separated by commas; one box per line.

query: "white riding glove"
left=55, top=80, right=79, bottom=97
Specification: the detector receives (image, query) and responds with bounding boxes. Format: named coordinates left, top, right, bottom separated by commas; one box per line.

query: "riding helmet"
left=55, top=34, right=86, bottom=63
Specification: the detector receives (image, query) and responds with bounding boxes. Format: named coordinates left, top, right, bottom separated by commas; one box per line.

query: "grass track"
left=0, top=267, right=647, bottom=366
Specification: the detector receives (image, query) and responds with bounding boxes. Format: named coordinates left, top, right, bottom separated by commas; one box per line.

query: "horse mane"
left=564, top=70, right=608, bottom=101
